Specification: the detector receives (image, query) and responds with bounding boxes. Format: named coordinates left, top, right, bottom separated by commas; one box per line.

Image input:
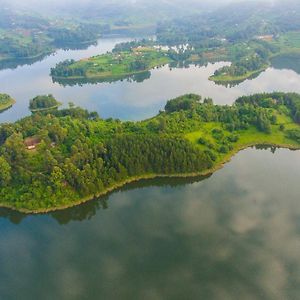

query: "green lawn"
left=186, top=115, right=300, bottom=165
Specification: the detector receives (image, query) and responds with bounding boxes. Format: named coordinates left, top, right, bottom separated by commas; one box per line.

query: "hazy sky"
left=1, top=0, right=272, bottom=7
left=0, top=0, right=283, bottom=16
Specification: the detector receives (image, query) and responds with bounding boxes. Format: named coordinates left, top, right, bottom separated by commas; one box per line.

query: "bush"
left=212, top=128, right=224, bottom=140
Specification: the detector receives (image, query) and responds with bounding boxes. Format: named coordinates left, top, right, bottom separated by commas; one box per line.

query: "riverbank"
left=1, top=141, right=299, bottom=215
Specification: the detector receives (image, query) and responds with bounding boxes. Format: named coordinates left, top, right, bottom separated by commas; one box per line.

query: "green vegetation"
left=1, top=92, right=300, bottom=213
left=155, top=1, right=300, bottom=84
left=29, top=95, right=61, bottom=112
left=0, top=9, right=106, bottom=68
left=0, top=94, right=15, bottom=112
left=50, top=47, right=171, bottom=81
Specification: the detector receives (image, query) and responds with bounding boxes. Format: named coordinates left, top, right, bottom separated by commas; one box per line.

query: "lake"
left=1, top=147, right=300, bottom=299
left=1, top=38, right=300, bottom=300
left=1, top=38, right=300, bottom=123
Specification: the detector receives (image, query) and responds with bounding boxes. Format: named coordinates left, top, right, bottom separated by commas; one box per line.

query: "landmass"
left=50, top=47, right=171, bottom=82
left=50, top=30, right=300, bottom=86
left=29, top=94, right=61, bottom=112
left=0, top=92, right=300, bottom=213
left=0, top=93, right=15, bottom=112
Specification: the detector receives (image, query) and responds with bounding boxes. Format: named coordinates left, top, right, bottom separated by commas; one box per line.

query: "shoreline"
left=51, top=62, right=170, bottom=82
left=1, top=142, right=299, bottom=215
left=208, top=66, right=268, bottom=84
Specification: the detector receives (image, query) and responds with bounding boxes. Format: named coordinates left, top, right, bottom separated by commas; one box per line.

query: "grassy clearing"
left=186, top=115, right=300, bottom=165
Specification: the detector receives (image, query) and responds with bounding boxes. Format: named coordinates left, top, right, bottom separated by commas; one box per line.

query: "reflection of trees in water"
left=0, top=54, right=49, bottom=71
left=271, top=54, right=300, bottom=75
left=212, top=70, right=264, bottom=88
left=0, top=174, right=211, bottom=225
left=0, top=42, right=97, bottom=72
left=0, top=208, right=27, bottom=225
left=52, top=70, right=151, bottom=87
left=52, top=59, right=229, bottom=87
left=51, top=174, right=211, bottom=225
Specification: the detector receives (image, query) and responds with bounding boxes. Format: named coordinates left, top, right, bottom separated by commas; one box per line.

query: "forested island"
left=50, top=47, right=171, bottom=82
left=1, top=92, right=300, bottom=213
left=29, top=94, right=61, bottom=112
left=0, top=93, right=15, bottom=112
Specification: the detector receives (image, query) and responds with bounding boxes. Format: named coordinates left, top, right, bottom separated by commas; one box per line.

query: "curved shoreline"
left=1, top=142, right=299, bottom=215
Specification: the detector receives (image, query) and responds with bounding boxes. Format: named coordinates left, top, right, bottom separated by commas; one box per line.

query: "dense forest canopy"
left=1, top=92, right=300, bottom=212
left=29, top=94, right=61, bottom=111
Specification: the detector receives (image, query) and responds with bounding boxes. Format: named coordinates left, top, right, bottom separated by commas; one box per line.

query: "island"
left=0, top=92, right=300, bottom=213
left=209, top=32, right=300, bottom=84
left=0, top=93, right=15, bottom=112
left=50, top=47, right=171, bottom=82
left=29, top=94, right=61, bottom=112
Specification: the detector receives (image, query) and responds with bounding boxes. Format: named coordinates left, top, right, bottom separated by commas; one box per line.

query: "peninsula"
left=1, top=92, right=300, bottom=213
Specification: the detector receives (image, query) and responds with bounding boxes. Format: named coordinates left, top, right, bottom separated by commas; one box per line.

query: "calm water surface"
left=1, top=38, right=300, bottom=122
left=1, top=38, right=300, bottom=299
left=1, top=148, right=300, bottom=299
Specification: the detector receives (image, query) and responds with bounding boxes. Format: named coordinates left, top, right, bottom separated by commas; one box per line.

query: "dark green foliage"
left=286, top=129, right=300, bottom=143
left=204, top=150, right=217, bottom=162
left=165, top=94, right=201, bottom=113
left=236, top=92, right=300, bottom=124
left=1, top=92, right=300, bottom=211
left=198, top=137, right=207, bottom=145
left=50, top=60, right=86, bottom=78
left=212, top=129, right=224, bottom=140
left=227, top=135, right=239, bottom=143
left=29, top=94, right=60, bottom=111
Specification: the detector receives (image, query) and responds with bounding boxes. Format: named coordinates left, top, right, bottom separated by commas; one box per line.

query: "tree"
left=0, top=156, right=11, bottom=186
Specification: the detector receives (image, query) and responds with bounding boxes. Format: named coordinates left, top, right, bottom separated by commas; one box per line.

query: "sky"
left=0, top=0, right=285, bottom=16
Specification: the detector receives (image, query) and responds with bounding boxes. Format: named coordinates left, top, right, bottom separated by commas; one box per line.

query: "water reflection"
left=271, top=54, right=300, bottom=75
left=52, top=70, right=152, bottom=86
left=1, top=148, right=300, bottom=299
left=0, top=175, right=211, bottom=225
left=212, top=69, right=263, bottom=87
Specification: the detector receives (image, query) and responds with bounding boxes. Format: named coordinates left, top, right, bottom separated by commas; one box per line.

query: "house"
left=24, top=137, right=41, bottom=150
